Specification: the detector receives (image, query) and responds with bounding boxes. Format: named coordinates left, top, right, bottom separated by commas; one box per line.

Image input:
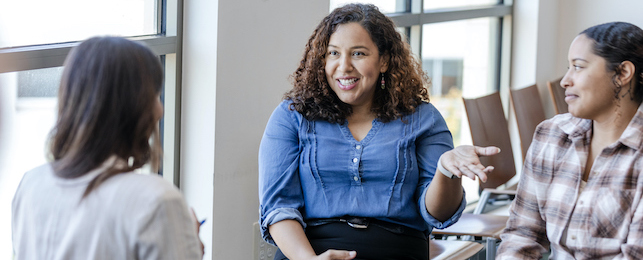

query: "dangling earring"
left=380, top=73, right=386, bottom=89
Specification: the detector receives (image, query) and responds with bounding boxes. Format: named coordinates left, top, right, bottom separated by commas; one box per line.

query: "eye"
left=352, top=51, right=365, bottom=57
left=327, top=50, right=339, bottom=57
left=567, top=65, right=582, bottom=71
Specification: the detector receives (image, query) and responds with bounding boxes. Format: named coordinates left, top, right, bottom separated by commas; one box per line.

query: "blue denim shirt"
left=258, top=100, right=465, bottom=244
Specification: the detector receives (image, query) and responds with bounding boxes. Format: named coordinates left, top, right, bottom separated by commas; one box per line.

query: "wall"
left=513, top=0, right=643, bottom=118
left=555, top=0, right=643, bottom=75
left=181, top=0, right=329, bottom=259
left=181, top=0, right=218, bottom=259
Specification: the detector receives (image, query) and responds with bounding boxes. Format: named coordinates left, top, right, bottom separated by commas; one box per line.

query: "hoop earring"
left=380, top=73, right=386, bottom=89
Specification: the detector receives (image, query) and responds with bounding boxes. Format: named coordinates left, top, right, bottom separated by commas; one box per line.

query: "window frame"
left=387, top=0, right=513, bottom=94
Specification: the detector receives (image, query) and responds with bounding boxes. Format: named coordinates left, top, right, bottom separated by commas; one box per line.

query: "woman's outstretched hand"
left=439, top=145, right=500, bottom=182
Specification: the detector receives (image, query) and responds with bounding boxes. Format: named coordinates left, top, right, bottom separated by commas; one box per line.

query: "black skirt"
left=274, top=219, right=428, bottom=260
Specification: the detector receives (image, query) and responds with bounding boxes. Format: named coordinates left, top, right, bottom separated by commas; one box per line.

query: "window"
left=0, top=0, right=183, bottom=257
left=329, top=0, right=512, bottom=203
left=0, top=0, right=158, bottom=48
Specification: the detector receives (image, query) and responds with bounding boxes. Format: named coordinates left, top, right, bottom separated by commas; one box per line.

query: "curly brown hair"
left=285, top=3, right=430, bottom=123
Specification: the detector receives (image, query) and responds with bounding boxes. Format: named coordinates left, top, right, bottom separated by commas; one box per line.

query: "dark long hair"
left=581, top=22, right=643, bottom=103
left=49, top=36, right=163, bottom=197
left=286, top=3, right=430, bottom=123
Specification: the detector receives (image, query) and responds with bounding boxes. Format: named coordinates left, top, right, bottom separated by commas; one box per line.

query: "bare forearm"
left=424, top=172, right=463, bottom=221
left=269, top=220, right=316, bottom=260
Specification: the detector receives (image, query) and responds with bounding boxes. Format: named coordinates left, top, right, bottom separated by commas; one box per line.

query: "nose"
left=560, top=71, right=571, bottom=89
left=338, top=55, right=353, bottom=72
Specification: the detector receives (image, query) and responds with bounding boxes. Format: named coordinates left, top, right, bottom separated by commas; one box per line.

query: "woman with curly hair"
left=259, top=4, right=499, bottom=260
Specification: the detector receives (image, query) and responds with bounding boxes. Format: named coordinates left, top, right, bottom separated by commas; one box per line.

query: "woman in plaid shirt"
left=497, top=22, right=643, bottom=259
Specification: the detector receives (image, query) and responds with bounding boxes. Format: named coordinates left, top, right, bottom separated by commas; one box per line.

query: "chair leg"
left=485, top=237, right=498, bottom=260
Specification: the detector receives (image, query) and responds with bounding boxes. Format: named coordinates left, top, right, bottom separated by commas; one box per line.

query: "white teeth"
left=338, top=78, right=358, bottom=85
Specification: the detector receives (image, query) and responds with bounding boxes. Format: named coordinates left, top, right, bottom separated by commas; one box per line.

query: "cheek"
left=324, top=61, right=334, bottom=75
left=325, top=65, right=335, bottom=84
left=154, top=99, right=164, bottom=121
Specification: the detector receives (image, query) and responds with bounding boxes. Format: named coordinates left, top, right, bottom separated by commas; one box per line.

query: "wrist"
left=437, top=155, right=459, bottom=179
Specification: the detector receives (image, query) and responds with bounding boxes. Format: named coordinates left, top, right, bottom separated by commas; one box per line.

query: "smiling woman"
left=258, top=3, right=500, bottom=260
left=560, top=34, right=631, bottom=122
left=498, top=22, right=643, bottom=259
left=325, top=22, right=388, bottom=117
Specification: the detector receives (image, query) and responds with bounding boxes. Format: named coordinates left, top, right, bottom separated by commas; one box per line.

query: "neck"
left=349, top=102, right=374, bottom=120
left=592, top=101, right=640, bottom=144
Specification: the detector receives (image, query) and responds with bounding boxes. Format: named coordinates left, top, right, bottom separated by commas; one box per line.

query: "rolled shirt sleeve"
left=258, top=102, right=306, bottom=245
left=414, top=104, right=463, bottom=230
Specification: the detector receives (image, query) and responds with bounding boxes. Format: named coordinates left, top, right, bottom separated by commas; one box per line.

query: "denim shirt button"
left=353, top=176, right=359, bottom=181
left=352, top=158, right=358, bottom=163
left=356, top=145, right=361, bottom=150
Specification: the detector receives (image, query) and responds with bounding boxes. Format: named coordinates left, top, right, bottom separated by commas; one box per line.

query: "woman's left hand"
left=191, top=208, right=205, bottom=257
left=439, top=145, right=500, bottom=182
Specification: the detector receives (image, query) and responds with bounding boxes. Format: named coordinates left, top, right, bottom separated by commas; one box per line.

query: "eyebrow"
left=571, top=58, right=588, bottom=63
left=328, top=44, right=370, bottom=50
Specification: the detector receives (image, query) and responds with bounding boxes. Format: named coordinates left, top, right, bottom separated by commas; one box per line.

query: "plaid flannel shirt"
left=497, top=104, right=643, bottom=260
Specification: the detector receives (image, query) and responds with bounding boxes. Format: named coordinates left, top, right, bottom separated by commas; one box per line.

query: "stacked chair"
left=432, top=83, right=550, bottom=259
left=510, top=84, right=547, bottom=160
left=547, top=77, right=568, bottom=114
left=432, top=92, right=516, bottom=260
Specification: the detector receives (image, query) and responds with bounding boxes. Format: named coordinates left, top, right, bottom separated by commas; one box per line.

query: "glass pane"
left=0, top=0, right=157, bottom=48
left=422, top=17, right=499, bottom=200
left=0, top=68, right=59, bottom=259
left=424, top=0, right=500, bottom=10
left=329, top=0, right=404, bottom=14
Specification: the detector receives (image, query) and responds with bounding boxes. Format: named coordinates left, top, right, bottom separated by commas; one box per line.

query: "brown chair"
left=429, top=239, right=484, bottom=260
left=461, top=92, right=516, bottom=191
left=432, top=92, right=516, bottom=260
left=510, top=84, right=547, bottom=160
left=547, top=77, right=568, bottom=114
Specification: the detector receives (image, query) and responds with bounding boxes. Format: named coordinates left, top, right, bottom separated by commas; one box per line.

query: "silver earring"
left=380, top=73, right=385, bottom=89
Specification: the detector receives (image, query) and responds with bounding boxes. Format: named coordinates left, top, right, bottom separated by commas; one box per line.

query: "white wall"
left=513, top=0, right=643, bottom=118
left=181, top=0, right=218, bottom=259
left=181, top=0, right=329, bottom=259
left=555, top=0, right=643, bottom=76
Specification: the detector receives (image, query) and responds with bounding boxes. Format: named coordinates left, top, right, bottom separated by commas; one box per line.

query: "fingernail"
left=349, top=251, right=357, bottom=257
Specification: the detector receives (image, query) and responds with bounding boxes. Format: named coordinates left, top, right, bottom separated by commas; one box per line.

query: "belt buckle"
left=344, top=218, right=369, bottom=229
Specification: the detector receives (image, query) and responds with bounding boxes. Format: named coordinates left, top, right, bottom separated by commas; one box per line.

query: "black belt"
left=306, top=217, right=418, bottom=236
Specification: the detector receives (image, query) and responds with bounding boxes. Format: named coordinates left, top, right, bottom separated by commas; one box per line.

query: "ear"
left=618, top=60, right=635, bottom=86
left=379, top=53, right=389, bottom=73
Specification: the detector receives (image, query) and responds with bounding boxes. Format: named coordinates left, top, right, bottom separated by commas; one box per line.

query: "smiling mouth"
left=338, top=78, right=358, bottom=86
left=565, top=94, right=578, bottom=103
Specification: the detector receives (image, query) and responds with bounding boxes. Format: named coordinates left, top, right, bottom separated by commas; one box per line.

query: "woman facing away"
left=259, top=4, right=499, bottom=260
left=497, top=22, right=643, bottom=259
left=11, top=36, right=203, bottom=260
